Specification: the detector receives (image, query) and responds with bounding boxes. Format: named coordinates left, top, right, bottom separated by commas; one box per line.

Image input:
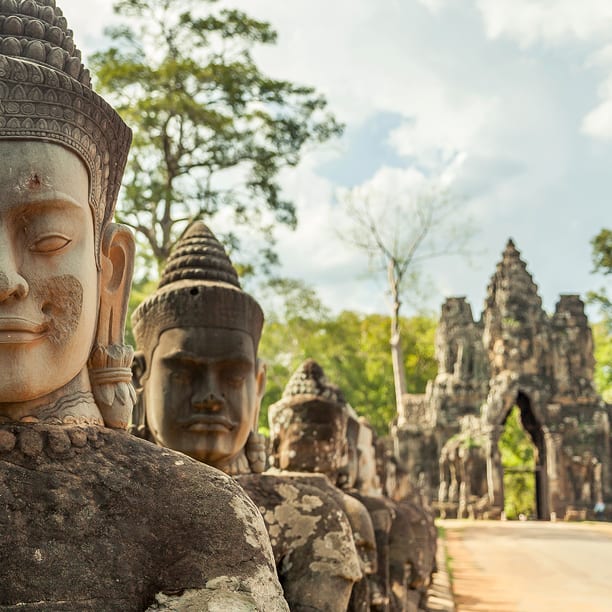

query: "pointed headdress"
left=132, top=222, right=265, bottom=356
left=268, top=359, right=346, bottom=432
left=0, top=0, right=132, bottom=257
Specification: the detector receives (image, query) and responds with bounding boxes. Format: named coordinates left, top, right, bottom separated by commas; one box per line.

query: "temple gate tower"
left=394, top=240, right=610, bottom=520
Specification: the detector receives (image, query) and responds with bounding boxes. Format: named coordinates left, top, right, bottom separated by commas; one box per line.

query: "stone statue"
left=0, top=4, right=287, bottom=609
left=342, top=410, right=392, bottom=611
left=389, top=466, right=438, bottom=612
left=132, top=223, right=361, bottom=611
left=269, top=360, right=378, bottom=612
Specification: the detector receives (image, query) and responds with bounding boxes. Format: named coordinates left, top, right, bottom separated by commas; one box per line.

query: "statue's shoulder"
left=97, top=432, right=289, bottom=610
left=236, top=473, right=362, bottom=586
left=0, top=426, right=288, bottom=610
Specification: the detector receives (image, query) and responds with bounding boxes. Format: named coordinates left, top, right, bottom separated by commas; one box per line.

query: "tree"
left=587, top=229, right=612, bottom=401
left=91, top=0, right=342, bottom=277
left=258, top=285, right=438, bottom=435
left=340, top=177, right=473, bottom=418
left=499, top=406, right=536, bottom=520
left=593, top=321, right=612, bottom=403
left=591, top=229, right=612, bottom=275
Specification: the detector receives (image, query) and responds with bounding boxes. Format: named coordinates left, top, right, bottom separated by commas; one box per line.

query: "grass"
left=436, top=523, right=454, bottom=582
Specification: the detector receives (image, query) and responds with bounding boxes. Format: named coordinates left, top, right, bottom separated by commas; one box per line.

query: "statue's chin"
left=0, top=365, right=90, bottom=417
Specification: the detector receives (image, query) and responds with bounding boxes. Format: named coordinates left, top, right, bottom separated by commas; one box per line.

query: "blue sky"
left=61, top=0, right=611, bottom=321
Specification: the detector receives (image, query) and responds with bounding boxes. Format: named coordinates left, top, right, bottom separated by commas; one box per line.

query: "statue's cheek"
left=33, top=275, right=84, bottom=346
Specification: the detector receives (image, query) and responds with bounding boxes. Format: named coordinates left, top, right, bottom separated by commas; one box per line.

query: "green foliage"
left=125, top=277, right=158, bottom=347
left=91, top=0, right=342, bottom=277
left=499, top=406, right=536, bottom=519
left=591, top=229, right=612, bottom=275
left=258, top=290, right=437, bottom=435
left=587, top=229, right=612, bottom=402
left=593, top=321, right=612, bottom=403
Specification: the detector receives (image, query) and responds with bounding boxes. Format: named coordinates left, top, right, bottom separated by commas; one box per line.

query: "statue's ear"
left=89, top=224, right=136, bottom=430
left=98, top=223, right=135, bottom=347
left=254, top=359, right=267, bottom=429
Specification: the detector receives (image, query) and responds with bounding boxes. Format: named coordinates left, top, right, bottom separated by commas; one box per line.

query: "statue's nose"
left=192, top=370, right=224, bottom=410
left=0, top=247, right=29, bottom=302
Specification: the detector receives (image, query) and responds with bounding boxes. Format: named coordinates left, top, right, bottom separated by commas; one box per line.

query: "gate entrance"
left=499, top=392, right=547, bottom=520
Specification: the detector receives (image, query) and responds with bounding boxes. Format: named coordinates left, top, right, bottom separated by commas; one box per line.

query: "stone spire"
left=483, top=239, right=548, bottom=376
left=485, top=238, right=542, bottom=315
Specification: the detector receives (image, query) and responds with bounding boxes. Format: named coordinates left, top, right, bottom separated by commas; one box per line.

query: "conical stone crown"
left=132, top=221, right=264, bottom=357
left=281, top=359, right=346, bottom=404
left=0, top=0, right=90, bottom=84
left=159, top=222, right=240, bottom=289
left=0, top=0, right=132, bottom=259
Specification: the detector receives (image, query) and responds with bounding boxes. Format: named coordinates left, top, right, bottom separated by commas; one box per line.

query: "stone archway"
left=498, top=392, right=548, bottom=520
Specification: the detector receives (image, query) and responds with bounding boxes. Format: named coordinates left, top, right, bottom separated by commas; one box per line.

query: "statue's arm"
left=145, top=474, right=289, bottom=612
left=148, top=582, right=287, bottom=611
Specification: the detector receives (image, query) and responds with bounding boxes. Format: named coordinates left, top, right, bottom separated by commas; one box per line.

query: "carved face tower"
left=0, top=0, right=134, bottom=426
left=132, top=222, right=266, bottom=473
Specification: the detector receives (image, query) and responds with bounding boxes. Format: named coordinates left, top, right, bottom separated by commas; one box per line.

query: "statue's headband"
left=0, top=1, right=132, bottom=257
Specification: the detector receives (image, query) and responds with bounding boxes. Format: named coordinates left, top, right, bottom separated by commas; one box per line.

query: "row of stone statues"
left=128, top=221, right=437, bottom=611
left=0, top=2, right=436, bottom=610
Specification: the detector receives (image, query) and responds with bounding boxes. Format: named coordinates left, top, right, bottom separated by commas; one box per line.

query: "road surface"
left=441, top=520, right=612, bottom=612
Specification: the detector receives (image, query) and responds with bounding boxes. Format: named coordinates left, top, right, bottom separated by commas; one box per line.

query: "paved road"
left=441, top=520, right=612, bottom=612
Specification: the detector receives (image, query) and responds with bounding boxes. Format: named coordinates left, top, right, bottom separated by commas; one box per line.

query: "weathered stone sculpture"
left=395, top=239, right=611, bottom=520
left=0, top=4, right=287, bottom=609
left=342, top=410, right=392, bottom=611
left=132, top=223, right=361, bottom=611
left=389, top=466, right=437, bottom=612
left=269, top=360, right=378, bottom=612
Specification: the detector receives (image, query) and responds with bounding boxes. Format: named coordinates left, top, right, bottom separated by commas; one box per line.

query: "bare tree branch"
left=339, top=177, right=475, bottom=418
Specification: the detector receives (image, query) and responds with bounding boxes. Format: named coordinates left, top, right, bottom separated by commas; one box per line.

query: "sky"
left=60, top=0, right=611, bottom=321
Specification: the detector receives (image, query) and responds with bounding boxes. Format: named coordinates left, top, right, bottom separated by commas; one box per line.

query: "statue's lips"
left=179, top=415, right=236, bottom=432
left=0, top=318, right=49, bottom=343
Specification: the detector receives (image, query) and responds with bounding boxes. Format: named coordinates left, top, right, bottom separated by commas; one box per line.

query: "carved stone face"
left=0, top=141, right=98, bottom=406
left=275, top=401, right=348, bottom=478
left=144, top=326, right=263, bottom=466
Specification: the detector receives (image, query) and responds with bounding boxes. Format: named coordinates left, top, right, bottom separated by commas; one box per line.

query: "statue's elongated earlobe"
left=89, top=223, right=137, bottom=429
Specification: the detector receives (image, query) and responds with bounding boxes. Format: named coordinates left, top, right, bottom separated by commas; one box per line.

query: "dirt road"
left=441, top=520, right=612, bottom=612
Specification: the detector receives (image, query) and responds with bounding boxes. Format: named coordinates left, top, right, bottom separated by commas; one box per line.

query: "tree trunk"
left=389, top=261, right=407, bottom=420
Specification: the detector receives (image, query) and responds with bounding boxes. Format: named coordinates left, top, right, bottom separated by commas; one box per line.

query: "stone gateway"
left=395, top=239, right=611, bottom=521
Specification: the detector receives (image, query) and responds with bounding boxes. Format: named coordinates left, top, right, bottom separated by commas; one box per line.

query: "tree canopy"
left=91, top=0, right=342, bottom=277
left=591, top=229, right=612, bottom=275
left=588, top=229, right=611, bottom=401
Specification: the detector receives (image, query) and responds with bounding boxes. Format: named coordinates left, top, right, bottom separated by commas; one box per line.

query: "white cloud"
left=416, top=0, right=451, bottom=14
left=582, top=44, right=612, bottom=140
left=55, top=0, right=612, bottom=317
left=59, top=0, right=117, bottom=55
left=582, top=96, right=612, bottom=141
left=476, top=0, right=612, bottom=47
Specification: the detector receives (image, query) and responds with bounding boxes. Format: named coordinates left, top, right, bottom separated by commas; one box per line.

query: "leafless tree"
left=341, top=180, right=474, bottom=418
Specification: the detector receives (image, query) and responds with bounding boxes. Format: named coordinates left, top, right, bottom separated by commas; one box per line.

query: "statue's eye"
left=30, top=235, right=72, bottom=253
left=224, top=373, right=246, bottom=388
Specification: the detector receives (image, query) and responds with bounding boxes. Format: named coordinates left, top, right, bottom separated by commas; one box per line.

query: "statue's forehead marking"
left=25, top=173, right=44, bottom=191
